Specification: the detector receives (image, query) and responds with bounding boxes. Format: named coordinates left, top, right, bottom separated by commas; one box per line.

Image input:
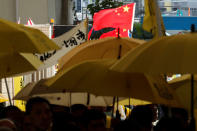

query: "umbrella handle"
left=87, top=93, right=90, bottom=105
left=116, top=97, right=119, bottom=111
left=190, top=74, right=195, bottom=131
left=189, top=117, right=196, bottom=131
left=111, top=96, right=116, bottom=118
left=116, top=97, right=121, bottom=119
left=191, top=74, right=194, bottom=118
left=117, top=45, right=122, bottom=59
left=4, top=78, right=12, bottom=105
left=69, top=92, right=72, bottom=107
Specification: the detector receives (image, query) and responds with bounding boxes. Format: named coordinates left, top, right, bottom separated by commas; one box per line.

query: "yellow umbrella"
left=14, top=80, right=125, bottom=107
left=58, top=37, right=145, bottom=70
left=0, top=52, right=43, bottom=105
left=35, top=59, right=181, bottom=108
left=0, top=93, right=8, bottom=103
left=168, top=74, right=197, bottom=111
left=0, top=52, right=43, bottom=78
left=112, top=33, right=197, bottom=74
left=111, top=32, right=197, bottom=128
left=118, top=98, right=151, bottom=106
left=0, top=18, right=60, bottom=53
left=13, top=80, right=151, bottom=107
left=168, top=74, right=197, bottom=129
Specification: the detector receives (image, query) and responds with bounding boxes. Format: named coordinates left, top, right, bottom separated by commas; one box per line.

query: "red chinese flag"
left=93, top=3, right=135, bottom=31
left=100, top=29, right=118, bottom=39
left=100, top=28, right=129, bottom=39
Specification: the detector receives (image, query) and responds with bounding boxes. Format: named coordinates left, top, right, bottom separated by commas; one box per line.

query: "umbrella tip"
left=191, top=24, right=195, bottom=33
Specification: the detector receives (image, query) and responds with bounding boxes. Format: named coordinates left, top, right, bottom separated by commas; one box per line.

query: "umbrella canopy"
left=13, top=81, right=123, bottom=107
left=168, top=74, right=197, bottom=111
left=111, top=32, right=197, bottom=128
left=14, top=80, right=150, bottom=107
left=0, top=93, right=8, bottom=103
left=117, top=98, right=151, bottom=106
left=0, top=18, right=60, bottom=53
left=36, top=59, right=181, bottom=108
left=112, top=33, right=197, bottom=74
left=0, top=52, right=43, bottom=105
left=58, top=37, right=145, bottom=69
left=0, top=52, right=43, bottom=78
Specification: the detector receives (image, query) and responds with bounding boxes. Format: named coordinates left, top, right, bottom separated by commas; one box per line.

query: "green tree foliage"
left=132, top=23, right=153, bottom=39
left=87, top=0, right=123, bottom=18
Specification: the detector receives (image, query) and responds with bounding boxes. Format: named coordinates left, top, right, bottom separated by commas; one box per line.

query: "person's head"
left=129, top=105, right=154, bottom=131
left=171, top=108, right=189, bottom=129
left=22, top=114, right=37, bottom=131
left=114, top=119, right=142, bottom=131
left=25, top=97, right=52, bottom=131
left=147, top=104, right=159, bottom=122
left=0, top=119, right=16, bottom=131
left=0, top=105, right=22, bottom=118
left=0, top=106, right=24, bottom=129
left=51, top=104, right=70, bottom=114
left=84, top=109, right=106, bottom=131
left=0, top=127, right=14, bottom=131
left=154, top=116, right=184, bottom=131
left=71, top=104, right=87, bottom=118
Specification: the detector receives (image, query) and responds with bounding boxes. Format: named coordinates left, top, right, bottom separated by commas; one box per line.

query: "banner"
left=38, top=19, right=88, bottom=69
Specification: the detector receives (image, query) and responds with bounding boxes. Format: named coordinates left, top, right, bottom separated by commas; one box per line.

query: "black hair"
left=25, top=97, right=51, bottom=115
left=70, top=104, right=87, bottom=113
left=129, top=105, right=154, bottom=128
left=83, top=109, right=106, bottom=127
left=0, top=105, right=21, bottom=118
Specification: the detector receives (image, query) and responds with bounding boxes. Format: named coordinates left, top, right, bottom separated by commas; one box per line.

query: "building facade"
left=0, top=0, right=74, bottom=25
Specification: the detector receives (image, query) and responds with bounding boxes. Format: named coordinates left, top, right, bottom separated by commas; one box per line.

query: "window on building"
left=76, top=0, right=81, bottom=12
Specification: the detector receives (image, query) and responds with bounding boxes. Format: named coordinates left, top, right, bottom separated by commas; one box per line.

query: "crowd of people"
left=0, top=97, right=191, bottom=131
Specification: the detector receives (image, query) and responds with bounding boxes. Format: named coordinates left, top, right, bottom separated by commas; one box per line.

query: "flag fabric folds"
left=142, top=0, right=166, bottom=38
left=26, top=18, right=34, bottom=25
left=89, top=3, right=135, bottom=39
left=100, top=29, right=118, bottom=39
left=100, top=28, right=129, bottom=39
left=93, top=3, right=135, bottom=31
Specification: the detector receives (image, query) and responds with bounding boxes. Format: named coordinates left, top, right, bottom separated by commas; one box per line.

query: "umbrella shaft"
left=191, top=74, right=194, bottom=119
left=4, top=78, right=12, bottom=105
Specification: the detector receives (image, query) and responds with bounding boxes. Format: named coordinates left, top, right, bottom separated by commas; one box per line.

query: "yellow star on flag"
left=123, top=29, right=127, bottom=32
left=123, top=6, right=130, bottom=12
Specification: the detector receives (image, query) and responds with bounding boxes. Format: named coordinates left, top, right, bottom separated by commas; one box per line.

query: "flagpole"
left=190, top=24, right=195, bottom=131
left=85, top=18, right=89, bottom=41
left=131, top=3, right=136, bottom=32
left=154, top=0, right=162, bottom=37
